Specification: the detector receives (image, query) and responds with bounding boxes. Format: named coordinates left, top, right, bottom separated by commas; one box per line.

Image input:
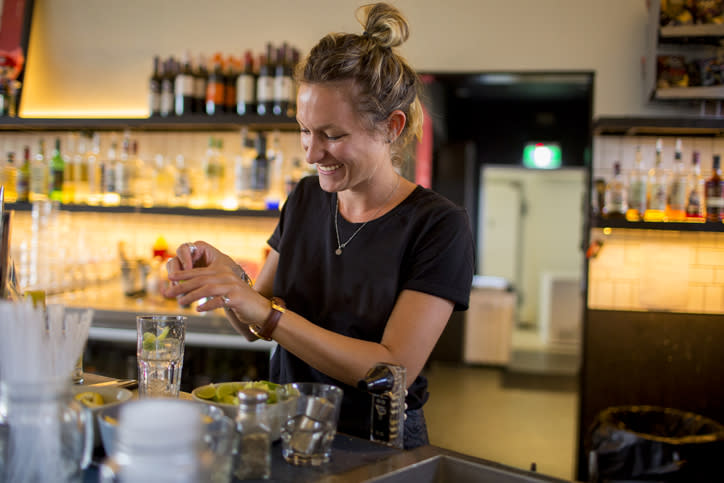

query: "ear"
left=385, top=110, right=407, bottom=143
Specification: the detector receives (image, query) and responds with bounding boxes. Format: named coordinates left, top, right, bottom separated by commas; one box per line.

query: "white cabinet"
left=463, top=287, right=515, bottom=366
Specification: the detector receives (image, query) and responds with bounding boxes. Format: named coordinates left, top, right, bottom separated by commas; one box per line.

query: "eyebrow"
left=296, top=119, right=336, bottom=131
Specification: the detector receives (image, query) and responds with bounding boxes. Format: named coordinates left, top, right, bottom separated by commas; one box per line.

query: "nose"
left=303, top=134, right=325, bottom=166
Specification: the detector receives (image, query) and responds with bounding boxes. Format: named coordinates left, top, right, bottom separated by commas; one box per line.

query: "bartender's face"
left=297, top=80, right=390, bottom=194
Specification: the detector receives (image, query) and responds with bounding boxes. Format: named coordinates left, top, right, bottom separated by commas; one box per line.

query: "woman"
left=163, top=2, right=474, bottom=449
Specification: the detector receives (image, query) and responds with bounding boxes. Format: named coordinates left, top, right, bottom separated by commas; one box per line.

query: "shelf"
left=592, top=216, right=724, bottom=232
left=593, top=116, right=724, bottom=136
left=655, top=85, right=724, bottom=100
left=4, top=202, right=281, bottom=218
left=660, top=23, right=724, bottom=43
left=0, top=114, right=299, bottom=132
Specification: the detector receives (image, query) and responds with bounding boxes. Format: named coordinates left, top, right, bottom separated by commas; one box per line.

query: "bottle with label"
left=174, top=51, right=196, bottom=116
left=273, top=43, right=293, bottom=117
left=160, top=57, right=176, bottom=117
left=233, top=389, right=271, bottom=480
left=86, top=133, right=103, bottom=205
left=256, top=44, right=274, bottom=116
left=116, top=134, right=133, bottom=204
left=251, top=132, right=270, bottom=207
left=236, top=50, right=257, bottom=116
left=265, top=130, right=286, bottom=210
left=603, top=161, right=626, bottom=219
left=152, top=154, right=176, bottom=207
left=686, top=151, right=705, bottom=221
left=174, top=154, right=192, bottom=206
left=626, top=146, right=647, bottom=221
left=102, top=140, right=119, bottom=205
left=72, top=133, right=90, bottom=204
left=49, top=138, right=66, bottom=203
left=666, top=139, right=687, bottom=222
left=234, top=127, right=256, bottom=208
left=205, top=54, right=226, bottom=116
left=129, top=141, right=153, bottom=207
left=357, top=362, right=406, bottom=449
left=16, top=146, right=30, bottom=203
left=2, top=151, right=18, bottom=202
left=224, top=55, right=238, bottom=115
left=705, top=154, right=724, bottom=223
left=202, top=137, right=225, bottom=207
left=645, top=138, right=667, bottom=222
left=29, top=139, right=48, bottom=202
left=62, top=133, right=78, bottom=204
left=194, top=53, right=208, bottom=114
left=149, top=56, right=162, bottom=117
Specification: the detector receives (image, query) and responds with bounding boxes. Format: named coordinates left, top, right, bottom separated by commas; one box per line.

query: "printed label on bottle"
left=257, top=76, right=274, bottom=103
left=160, top=92, right=173, bottom=116
left=149, top=92, right=161, bottom=113
left=274, top=76, right=292, bottom=102
left=194, top=77, right=206, bottom=99
left=206, top=83, right=225, bottom=104
left=669, top=181, right=687, bottom=210
left=371, top=393, right=392, bottom=442
left=651, top=185, right=667, bottom=210
left=174, top=74, right=195, bottom=96
left=706, top=197, right=724, bottom=208
left=628, top=182, right=645, bottom=211
left=236, top=74, right=255, bottom=104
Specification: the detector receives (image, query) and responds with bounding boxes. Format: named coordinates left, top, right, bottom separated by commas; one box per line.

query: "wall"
left=20, top=0, right=689, bottom=118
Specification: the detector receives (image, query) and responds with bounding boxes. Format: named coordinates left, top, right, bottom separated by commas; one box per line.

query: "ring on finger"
left=186, top=242, right=197, bottom=256
left=222, top=296, right=232, bottom=306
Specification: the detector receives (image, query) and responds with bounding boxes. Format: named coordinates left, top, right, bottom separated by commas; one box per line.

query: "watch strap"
left=249, top=297, right=285, bottom=341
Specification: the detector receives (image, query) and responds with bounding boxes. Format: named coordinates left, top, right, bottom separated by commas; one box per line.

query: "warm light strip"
left=20, top=109, right=149, bottom=118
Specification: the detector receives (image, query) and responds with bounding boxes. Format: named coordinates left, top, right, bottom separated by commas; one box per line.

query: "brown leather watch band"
left=249, top=297, right=285, bottom=341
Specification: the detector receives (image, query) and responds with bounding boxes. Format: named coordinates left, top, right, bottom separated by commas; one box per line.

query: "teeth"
left=318, top=164, right=342, bottom=172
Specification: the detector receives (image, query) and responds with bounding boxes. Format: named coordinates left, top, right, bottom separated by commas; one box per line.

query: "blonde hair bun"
left=356, top=2, right=410, bottom=49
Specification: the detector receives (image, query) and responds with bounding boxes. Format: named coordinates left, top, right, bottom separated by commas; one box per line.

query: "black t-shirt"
left=267, top=175, right=474, bottom=439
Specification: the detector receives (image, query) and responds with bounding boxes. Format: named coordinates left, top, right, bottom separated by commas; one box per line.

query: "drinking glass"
left=280, top=382, right=343, bottom=466
left=136, top=315, right=186, bottom=398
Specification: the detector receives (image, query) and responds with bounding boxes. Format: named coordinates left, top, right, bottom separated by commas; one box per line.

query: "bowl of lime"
left=191, top=380, right=298, bottom=440
left=71, top=385, right=133, bottom=448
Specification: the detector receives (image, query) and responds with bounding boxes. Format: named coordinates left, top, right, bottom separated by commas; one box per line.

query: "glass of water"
left=136, top=315, right=186, bottom=398
left=280, top=382, right=343, bottom=466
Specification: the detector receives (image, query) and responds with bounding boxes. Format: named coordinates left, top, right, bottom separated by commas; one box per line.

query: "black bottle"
left=149, top=56, right=162, bottom=117
left=256, top=43, right=274, bottom=116
left=174, top=52, right=195, bottom=116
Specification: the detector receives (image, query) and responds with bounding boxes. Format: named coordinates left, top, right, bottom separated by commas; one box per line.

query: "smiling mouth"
left=317, top=163, right=342, bottom=173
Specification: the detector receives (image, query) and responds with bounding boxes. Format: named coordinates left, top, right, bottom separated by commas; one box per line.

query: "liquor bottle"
left=129, top=141, right=153, bottom=207
left=174, top=154, right=192, bottom=206
left=86, top=133, right=103, bottom=205
left=72, top=133, right=90, bottom=204
left=149, top=56, right=162, bottom=117
left=644, top=138, right=667, bottom=222
left=49, top=138, right=66, bottom=203
left=152, top=154, right=176, bottom=207
left=265, top=130, right=286, bottom=210
left=202, top=136, right=225, bottom=207
left=116, top=134, right=132, bottom=204
left=233, top=389, right=271, bottom=480
left=236, top=50, right=257, bottom=116
left=251, top=132, right=270, bottom=206
left=2, top=152, right=18, bottom=202
left=626, top=146, right=647, bottom=221
left=224, top=55, right=238, bottom=115
left=63, top=133, right=77, bottom=204
left=273, top=43, right=293, bottom=116
left=705, top=154, right=724, bottom=223
left=174, top=51, right=196, bottom=116
left=194, top=53, right=208, bottom=114
left=256, top=44, right=274, bottom=116
left=666, top=138, right=687, bottom=222
left=16, top=146, right=30, bottom=203
left=205, top=54, right=226, bottom=115
left=102, top=140, right=119, bottom=205
left=603, top=162, right=626, bottom=219
left=358, top=363, right=406, bottom=449
left=160, top=57, right=176, bottom=117
left=234, top=127, right=255, bottom=208
left=685, top=151, right=705, bottom=221
left=29, top=139, right=48, bottom=202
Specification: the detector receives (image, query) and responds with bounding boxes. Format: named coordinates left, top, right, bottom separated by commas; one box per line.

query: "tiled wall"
left=589, top=135, right=724, bottom=314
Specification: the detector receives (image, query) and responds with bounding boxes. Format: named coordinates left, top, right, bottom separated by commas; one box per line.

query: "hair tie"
left=362, top=30, right=369, bottom=37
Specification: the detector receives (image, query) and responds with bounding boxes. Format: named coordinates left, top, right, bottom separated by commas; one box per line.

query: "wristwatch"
left=249, top=297, right=286, bottom=341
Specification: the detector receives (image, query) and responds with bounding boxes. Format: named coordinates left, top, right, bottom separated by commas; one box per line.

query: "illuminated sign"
left=523, top=143, right=562, bottom=169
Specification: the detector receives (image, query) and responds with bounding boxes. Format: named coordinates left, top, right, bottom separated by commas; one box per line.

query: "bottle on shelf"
left=603, top=161, right=626, bottom=219
left=626, top=146, right=647, bottom=221
left=86, top=133, right=103, bottom=206
left=250, top=132, right=270, bottom=208
left=174, top=154, right=192, bottom=206
left=16, top=146, right=30, bottom=203
left=224, top=55, right=238, bottom=115
left=49, top=138, right=66, bottom=203
left=194, top=53, right=208, bottom=115
left=202, top=136, right=226, bottom=207
left=174, top=51, right=196, bottom=116
left=2, top=151, right=18, bottom=203
left=256, top=44, right=274, bottom=116
left=644, top=138, right=667, bottom=222
left=29, top=139, right=48, bottom=202
left=62, top=133, right=78, bottom=204
left=666, top=138, right=687, bottom=222
left=205, top=54, right=226, bottom=116
left=116, top=134, right=133, bottom=204
left=234, top=127, right=255, bottom=208
left=102, top=139, right=120, bottom=206
left=705, top=154, right=724, bottom=223
left=265, top=130, right=286, bottom=210
left=149, top=56, right=162, bottom=117
left=72, top=133, right=90, bottom=204
left=160, top=57, right=176, bottom=118
left=686, top=151, right=705, bottom=222
left=288, top=48, right=300, bottom=117
left=129, top=141, right=153, bottom=207
left=152, top=154, right=177, bottom=207
left=236, top=50, right=257, bottom=116
left=273, top=43, right=293, bottom=117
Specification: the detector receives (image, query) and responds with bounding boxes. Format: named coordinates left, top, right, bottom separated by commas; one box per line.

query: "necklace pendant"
left=335, top=247, right=343, bottom=256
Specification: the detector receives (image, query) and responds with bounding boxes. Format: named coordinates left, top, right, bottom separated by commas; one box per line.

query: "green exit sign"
left=523, top=143, right=561, bottom=169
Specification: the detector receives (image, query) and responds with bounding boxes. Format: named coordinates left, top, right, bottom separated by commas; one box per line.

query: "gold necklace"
left=334, top=176, right=400, bottom=256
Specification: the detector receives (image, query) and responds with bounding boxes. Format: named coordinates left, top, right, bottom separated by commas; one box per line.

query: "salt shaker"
left=358, top=362, right=406, bottom=449
left=234, top=388, right=271, bottom=480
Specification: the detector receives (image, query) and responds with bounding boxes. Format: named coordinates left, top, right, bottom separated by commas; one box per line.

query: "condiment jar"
left=234, top=388, right=271, bottom=480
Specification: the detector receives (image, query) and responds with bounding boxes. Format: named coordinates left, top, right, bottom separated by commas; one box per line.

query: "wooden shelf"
left=592, top=216, right=724, bottom=232
left=0, top=114, right=299, bottom=132
left=5, top=202, right=281, bottom=218
left=593, top=116, right=724, bottom=136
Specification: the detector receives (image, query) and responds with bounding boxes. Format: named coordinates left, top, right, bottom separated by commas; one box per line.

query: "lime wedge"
left=75, top=391, right=105, bottom=408
left=195, top=384, right=216, bottom=400
left=215, top=382, right=239, bottom=401
left=157, top=327, right=170, bottom=341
